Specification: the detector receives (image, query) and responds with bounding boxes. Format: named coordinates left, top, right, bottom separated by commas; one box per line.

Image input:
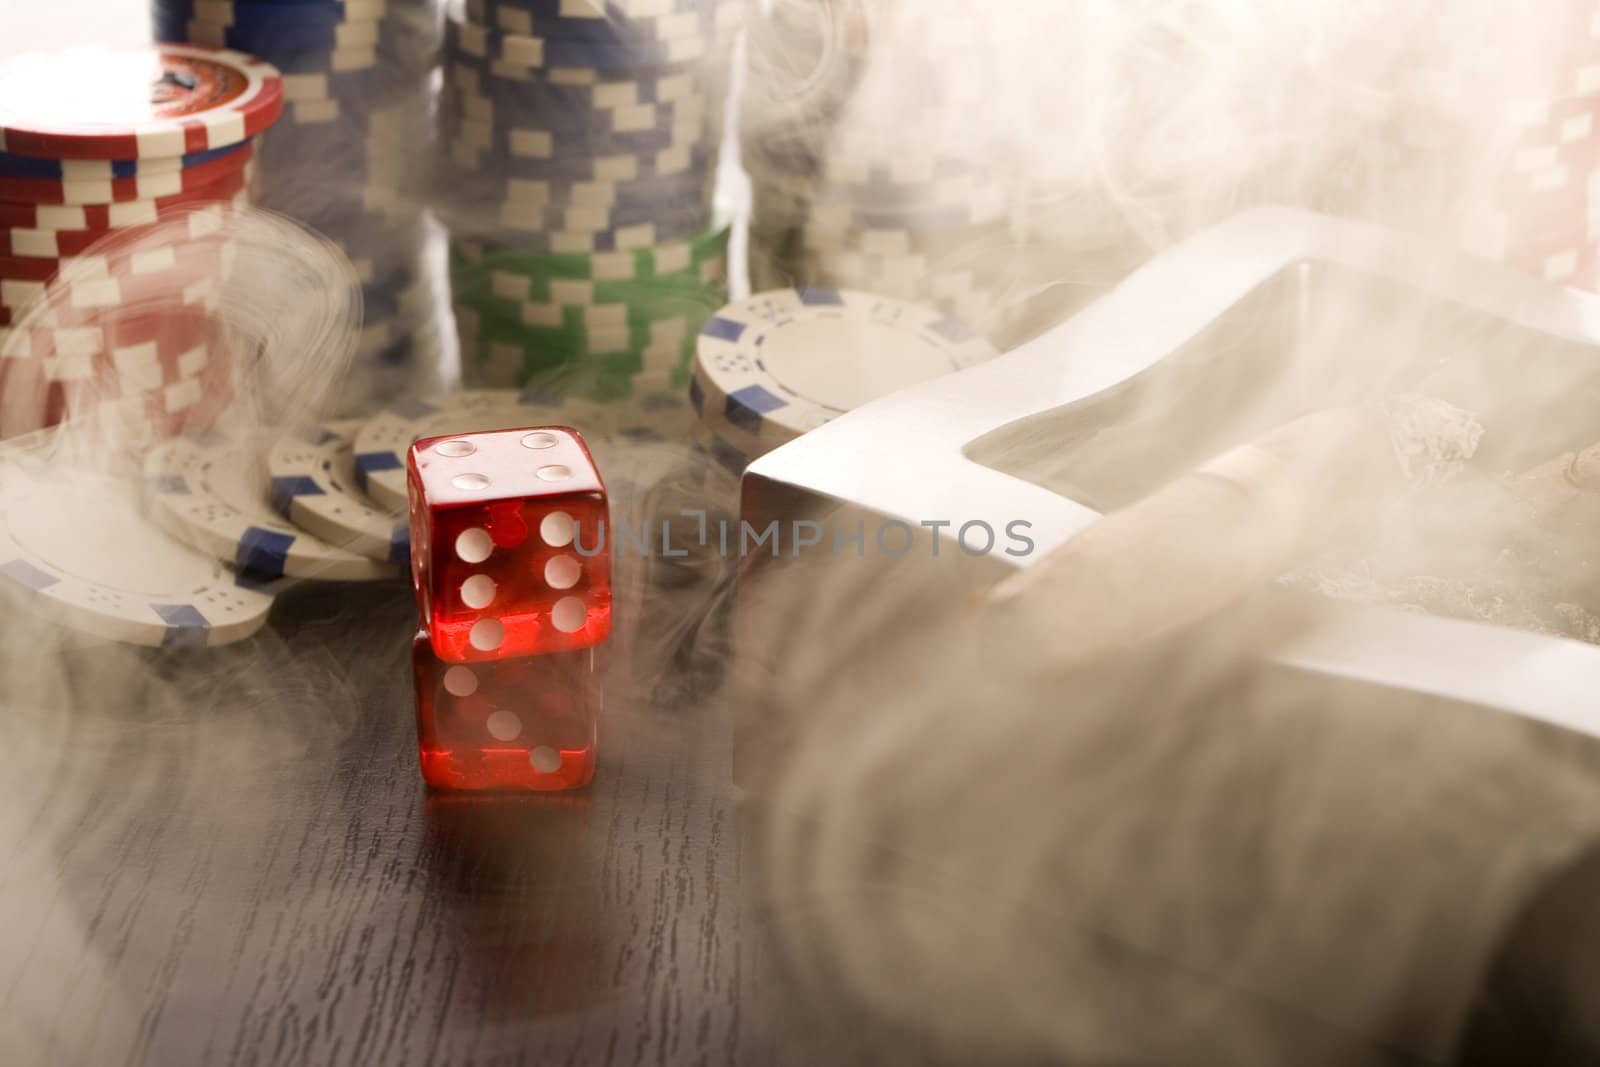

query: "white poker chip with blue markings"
left=352, top=388, right=609, bottom=512
left=690, top=288, right=998, bottom=458
left=145, top=427, right=401, bottom=582
left=265, top=418, right=411, bottom=565
left=0, top=446, right=277, bottom=647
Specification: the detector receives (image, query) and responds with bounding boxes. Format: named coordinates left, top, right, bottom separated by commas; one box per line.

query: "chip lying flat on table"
left=0, top=448, right=278, bottom=647
left=690, top=287, right=998, bottom=460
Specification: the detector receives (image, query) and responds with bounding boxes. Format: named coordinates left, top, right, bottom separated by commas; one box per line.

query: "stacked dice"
left=406, top=424, right=610, bottom=791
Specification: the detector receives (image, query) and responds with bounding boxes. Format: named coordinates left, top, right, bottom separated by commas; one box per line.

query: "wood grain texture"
left=0, top=582, right=777, bottom=1067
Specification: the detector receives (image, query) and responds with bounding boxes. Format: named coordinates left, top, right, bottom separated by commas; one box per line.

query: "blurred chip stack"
left=1462, top=34, right=1600, bottom=292
left=0, top=44, right=283, bottom=440
left=434, top=0, right=738, bottom=414
left=742, top=1, right=1027, bottom=341
left=152, top=0, right=444, bottom=408
left=795, top=138, right=1020, bottom=343
left=739, top=0, right=871, bottom=293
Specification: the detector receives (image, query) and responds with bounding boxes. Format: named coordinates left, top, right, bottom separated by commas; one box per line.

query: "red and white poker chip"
left=0, top=165, right=252, bottom=230
left=3, top=320, right=217, bottom=385
left=0, top=45, right=283, bottom=161
left=0, top=140, right=252, bottom=205
left=0, top=147, right=220, bottom=181
left=0, top=306, right=219, bottom=361
left=0, top=251, right=231, bottom=318
left=0, top=191, right=246, bottom=258
left=0, top=236, right=239, bottom=284
left=0, top=328, right=233, bottom=442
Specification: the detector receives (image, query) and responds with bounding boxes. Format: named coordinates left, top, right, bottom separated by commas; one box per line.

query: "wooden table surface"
left=0, top=577, right=789, bottom=1066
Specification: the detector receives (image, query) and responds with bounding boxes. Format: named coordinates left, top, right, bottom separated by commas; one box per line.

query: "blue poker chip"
left=439, top=89, right=713, bottom=145
left=255, top=105, right=432, bottom=156
left=333, top=242, right=429, bottom=279
left=442, top=121, right=714, bottom=164
left=150, top=0, right=385, bottom=30
left=448, top=174, right=713, bottom=230
left=451, top=163, right=711, bottom=201
left=446, top=70, right=708, bottom=114
left=444, top=15, right=709, bottom=73
left=467, top=0, right=716, bottom=22
left=273, top=178, right=421, bottom=211
left=456, top=211, right=711, bottom=253
left=447, top=138, right=716, bottom=178
left=490, top=197, right=714, bottom=236
left=0, top=140, right=247, bottom=181
left=440, top=160, right=713, bottom=219
left=255, top=197, right=422, bottom=236
left=361, top=284, right=430, bottom=322
left=691, top=288, right=999, bottom=456
left=269, top=93, right=432, bottom=131
left=253, top=139, right=422, bottom=186
left=363, top=329, right=431, bottom=367
left=153, top=16, right=384, bottom=53
left=334, top=246, right=428, bottom=283
left=441, top=165, right=717, bottom=217
left=225, top=45, right=380, bottom=74
left=272, top=63, right=399, bottom=93
left=357, top=254, right=428, bottom=289
left=286, top=187, right=423, bottom=222
left=162, top=0, right=392, bottom=9
left=438, top=70, right=712, bottom=111
left=465, top=0, right=725, bottom=46
left=443, top=115, right=714, bottom=161
left=252, top=162, right=423, bottom=199
left=153, top=6, right=437, bottom=64
left=319, top=221, right=428, bottom=255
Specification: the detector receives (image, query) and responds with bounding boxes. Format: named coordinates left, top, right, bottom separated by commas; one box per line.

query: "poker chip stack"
left=0, top=44, right=283, bottom=440
left=435, top=0, right=739, bottom=409
left=742, top=3, right=1027, bottom=341
left=1462, top=57, right=1600, bottom=292
left=739, top=0, right=873, bottom=292
left=795, top=143, right=1020, bottom=341
left=152, top=0, right=444, bottom=407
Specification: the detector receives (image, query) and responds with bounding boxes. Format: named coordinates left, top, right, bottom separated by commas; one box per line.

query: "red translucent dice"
left=407, top=425, right=611, bottom=793
left=408, top=426, right=612, bottom=663
left=413, top=632, right=599, bottom=791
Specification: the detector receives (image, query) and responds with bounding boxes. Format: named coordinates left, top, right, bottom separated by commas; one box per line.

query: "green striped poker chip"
left=457, top=310, right=703, bottom=392
left=449, top=254, right=727, bottom=309
left=450, top=226, right=729, bottom=284
left=456, top=286, right=708, bottom=340
left=449, top=227, right=729, bottom=395
left=452, top=281, right=721, bottom=331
